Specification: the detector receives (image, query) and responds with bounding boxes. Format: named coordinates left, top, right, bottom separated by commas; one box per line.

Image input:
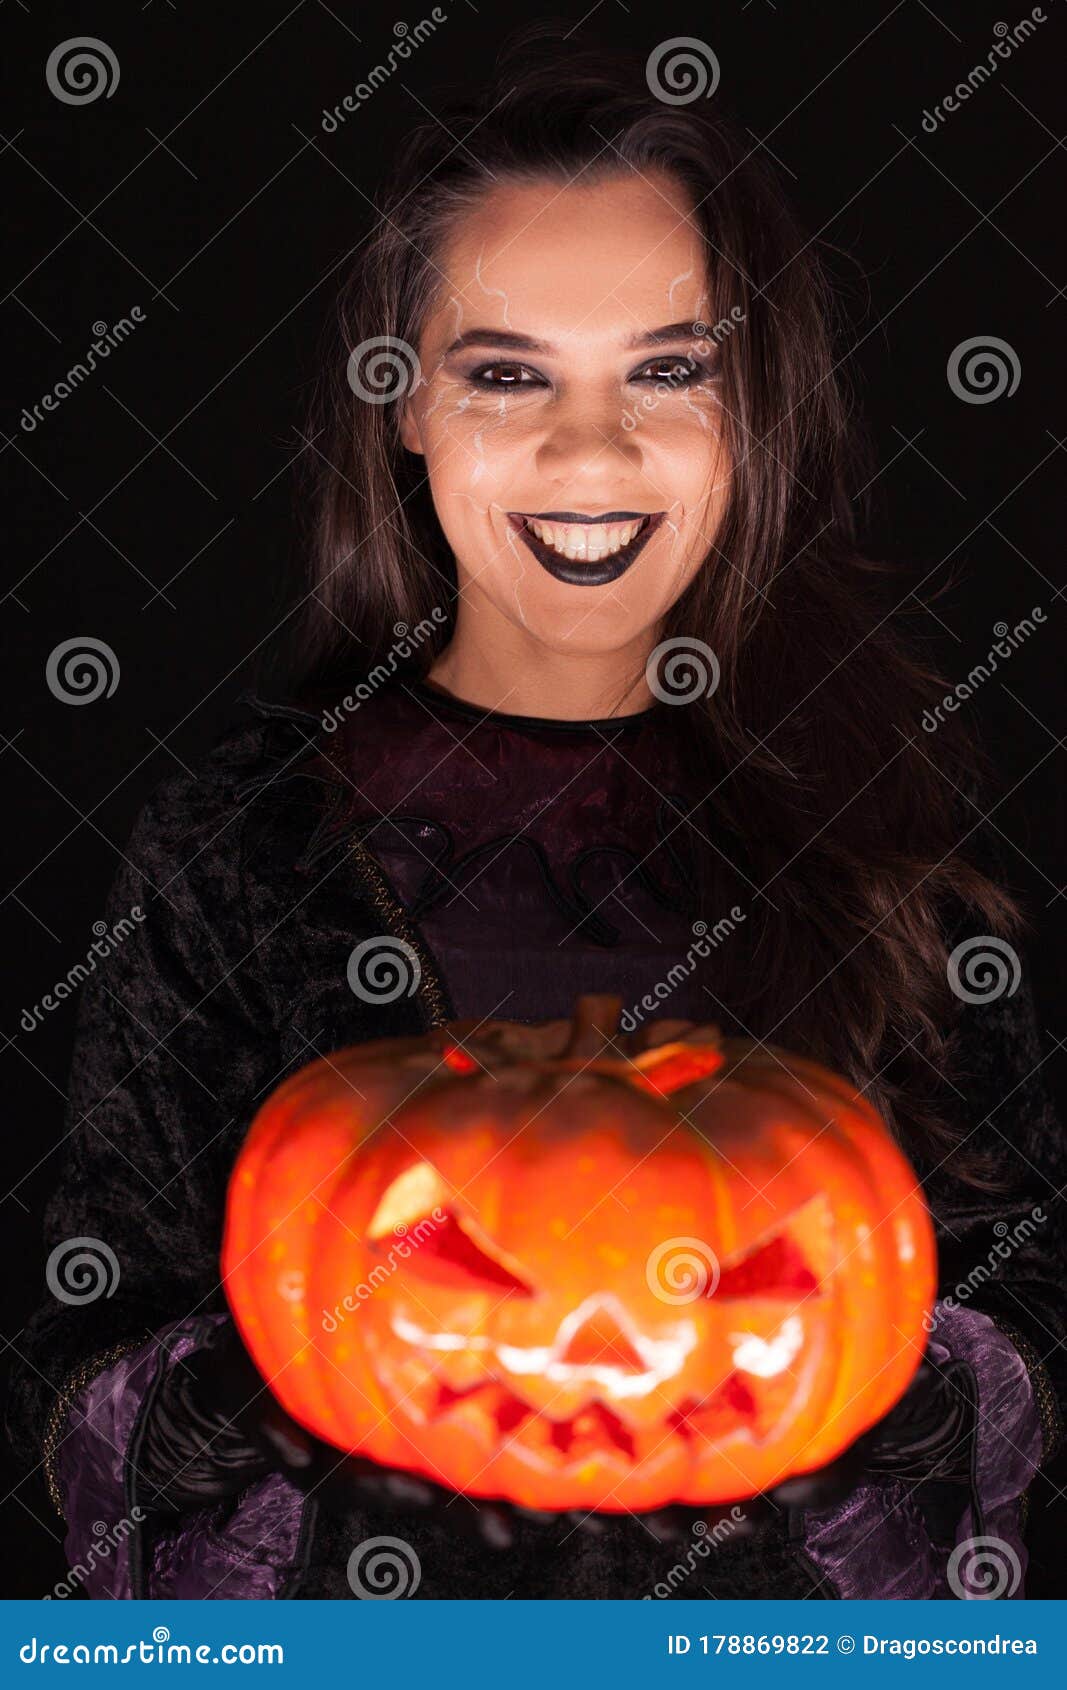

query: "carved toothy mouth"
left=428, top=1378, right=638, bottom=1464
left=429, top=1385, right=639, bottom=1466
left=412, top=1367, right=774, bottom=1475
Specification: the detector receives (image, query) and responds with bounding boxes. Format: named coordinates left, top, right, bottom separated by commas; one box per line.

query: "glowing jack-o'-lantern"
left=222, top=995, right=936, bottom=1511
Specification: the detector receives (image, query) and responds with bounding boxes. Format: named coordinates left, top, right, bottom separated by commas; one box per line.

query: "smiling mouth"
left=508, top=510, right=665, bottom=586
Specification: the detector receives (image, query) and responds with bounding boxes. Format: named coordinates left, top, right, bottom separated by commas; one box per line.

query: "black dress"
left=6, top=680, right=1064, bottom=1600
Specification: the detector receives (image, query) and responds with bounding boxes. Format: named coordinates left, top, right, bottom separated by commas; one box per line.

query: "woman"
left=8, top=38, right=1063, bottom=1601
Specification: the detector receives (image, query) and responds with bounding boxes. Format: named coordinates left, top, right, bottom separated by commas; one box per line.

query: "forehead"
left=428, top=171, right=711, bottom=349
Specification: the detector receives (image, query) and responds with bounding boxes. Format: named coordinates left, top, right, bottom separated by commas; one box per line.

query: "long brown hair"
left=284, top=30, right=1024, bottom=1184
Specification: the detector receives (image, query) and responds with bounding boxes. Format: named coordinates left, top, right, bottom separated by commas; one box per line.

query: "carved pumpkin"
left=222, top=995, right=936, bottom=1511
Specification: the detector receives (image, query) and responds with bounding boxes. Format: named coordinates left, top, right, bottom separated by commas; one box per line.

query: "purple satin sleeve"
left=801, top=1302, right=1044, bottom=1599
left=53, top=1313, right=309, bottom=1600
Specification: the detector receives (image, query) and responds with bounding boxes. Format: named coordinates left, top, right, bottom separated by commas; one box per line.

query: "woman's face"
left=400, top=171, right=732, bottom=658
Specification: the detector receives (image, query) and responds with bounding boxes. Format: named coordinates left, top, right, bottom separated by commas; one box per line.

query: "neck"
left=426, top=614, right=659, bottom=720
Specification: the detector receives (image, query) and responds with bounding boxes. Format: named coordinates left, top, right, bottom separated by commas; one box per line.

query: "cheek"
left=641, top=407, right=730, bottom=503
left=422, top=391, right=536, bottom=474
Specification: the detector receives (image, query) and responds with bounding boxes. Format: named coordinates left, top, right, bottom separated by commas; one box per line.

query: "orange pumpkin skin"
left=221, top=996, right=937, bottom=1513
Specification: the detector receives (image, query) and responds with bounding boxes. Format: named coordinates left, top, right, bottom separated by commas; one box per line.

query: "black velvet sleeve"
left=5, top=735, right=286, bottom=1505
left=917, top=808, right=1067, bottom=1463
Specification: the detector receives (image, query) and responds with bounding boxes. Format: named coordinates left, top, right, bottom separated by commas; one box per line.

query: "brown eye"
left=631, top=354, right=715, bottom=387
left=467, top=362, right=543, bottom=389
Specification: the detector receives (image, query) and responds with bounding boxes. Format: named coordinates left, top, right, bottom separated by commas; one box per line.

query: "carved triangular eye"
left=711, top=1233, right=820, bottom=1300
left=406, top=1211, right=534, bottom=1296
left=367, top=1161, right=533, bottom=1297
left=368, top=1162, right=451, bottom=1239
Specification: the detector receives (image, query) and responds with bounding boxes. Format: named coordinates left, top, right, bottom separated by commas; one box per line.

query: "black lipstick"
left=508, top=511, right=664, bottom=587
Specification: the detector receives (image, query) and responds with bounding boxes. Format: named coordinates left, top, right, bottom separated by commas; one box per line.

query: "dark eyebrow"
left=626, top=321, right=713, bottom=349
left=443, top=328, right=551, bottom=356
left=442, top=321, right=712, bottom=357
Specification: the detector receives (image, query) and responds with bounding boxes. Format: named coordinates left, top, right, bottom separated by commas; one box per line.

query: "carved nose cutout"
left=558, top=1307, right=647, bottom=1373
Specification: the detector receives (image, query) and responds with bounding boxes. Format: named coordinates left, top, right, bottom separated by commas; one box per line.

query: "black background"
left=2, top=0, right=1064, bottom=1598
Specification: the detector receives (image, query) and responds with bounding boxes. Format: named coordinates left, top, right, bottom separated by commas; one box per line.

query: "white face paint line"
left=666, top=265, right=696, bottom=312
left=473, top=245, right=514, bottom=328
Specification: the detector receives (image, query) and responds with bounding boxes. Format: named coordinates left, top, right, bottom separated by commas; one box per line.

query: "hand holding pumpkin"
left=136, top=1314, right=534, bottom=1546
left=221, top=994, right=939, bottom=1522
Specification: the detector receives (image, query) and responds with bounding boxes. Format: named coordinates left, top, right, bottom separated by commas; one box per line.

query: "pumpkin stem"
left=564, top=994, right=624, bottom=1059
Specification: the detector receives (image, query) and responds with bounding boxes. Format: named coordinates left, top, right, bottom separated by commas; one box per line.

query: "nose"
left=556, top=1298, right=647, bottom=1376
left=534, top=387, right=642, bottom=489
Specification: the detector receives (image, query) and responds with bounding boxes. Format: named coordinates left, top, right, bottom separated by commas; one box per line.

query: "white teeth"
left=525, top=517, right=646, bottom=560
